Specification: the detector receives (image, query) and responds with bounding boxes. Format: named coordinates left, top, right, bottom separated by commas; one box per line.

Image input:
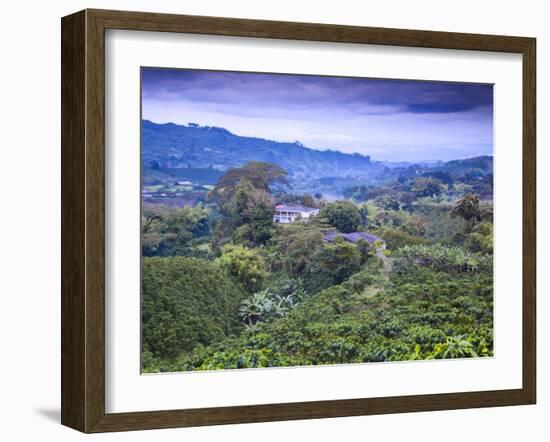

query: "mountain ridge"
left=141, top=119, right=373, bottom=180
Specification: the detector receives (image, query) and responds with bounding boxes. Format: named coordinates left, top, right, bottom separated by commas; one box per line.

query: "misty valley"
left=141, top=119, right=494, bottom=372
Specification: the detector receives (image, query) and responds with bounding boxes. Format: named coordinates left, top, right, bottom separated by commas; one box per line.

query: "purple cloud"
left=141, top=68, right=493, bottom=161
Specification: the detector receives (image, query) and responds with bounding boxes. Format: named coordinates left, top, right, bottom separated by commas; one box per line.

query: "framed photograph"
left=61, top=9, right=536, bottom=433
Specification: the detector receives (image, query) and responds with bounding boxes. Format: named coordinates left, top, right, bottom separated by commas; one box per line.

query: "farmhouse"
left=323, top=231, right=386, bottom=249
left=273, top=204, right=319, bottom=224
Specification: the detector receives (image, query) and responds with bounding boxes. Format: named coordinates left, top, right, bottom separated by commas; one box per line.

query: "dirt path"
left=375, top=249, right=394, bottom=279
left=361, top=249, right=394, bottom=301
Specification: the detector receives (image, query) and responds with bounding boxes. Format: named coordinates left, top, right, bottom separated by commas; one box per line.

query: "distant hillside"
left=142, top=120, right=373, bottom=180
left=437, top=155, right=493, bottom=176
left=144, top=166, right=224, bottom=185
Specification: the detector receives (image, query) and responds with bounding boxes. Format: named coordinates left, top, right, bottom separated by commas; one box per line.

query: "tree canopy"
left=216, top=244, right=268, bottom=293
left=452, top=193, right=482, bottom=230
left=209, top=162, right=287, bottom=202
left=320, top=200, right=361, bottom=233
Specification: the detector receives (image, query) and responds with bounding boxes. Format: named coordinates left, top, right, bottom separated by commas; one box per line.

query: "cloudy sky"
left=141, top=68, right=493, bottom=162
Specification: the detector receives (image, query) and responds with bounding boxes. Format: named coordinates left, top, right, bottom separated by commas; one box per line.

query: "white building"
left=273, top=204, right=319, bottom=224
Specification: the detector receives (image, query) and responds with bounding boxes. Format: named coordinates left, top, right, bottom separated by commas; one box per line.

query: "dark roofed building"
left=323, top=231, right=386, bottom=249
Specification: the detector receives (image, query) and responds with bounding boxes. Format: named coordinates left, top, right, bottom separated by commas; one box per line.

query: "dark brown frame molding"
left=61, top=8, right=536, bottom=433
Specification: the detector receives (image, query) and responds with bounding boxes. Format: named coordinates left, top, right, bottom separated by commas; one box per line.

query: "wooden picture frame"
left=61, top=8, right=536, bottom=433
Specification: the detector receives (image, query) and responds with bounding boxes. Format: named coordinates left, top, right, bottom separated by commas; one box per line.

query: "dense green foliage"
left=142, top=257, right=247, bottom=361
left=216, top=244, right=268, bottom=293
left=141, top=157, right=494, bottom=373
left=320, top=201, right=362, bottom=233
left=141, top=205, right=211, bottom=257
left=144, top=253, right=492, bottom=371
left=209, top=163, right=286, bottom=248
